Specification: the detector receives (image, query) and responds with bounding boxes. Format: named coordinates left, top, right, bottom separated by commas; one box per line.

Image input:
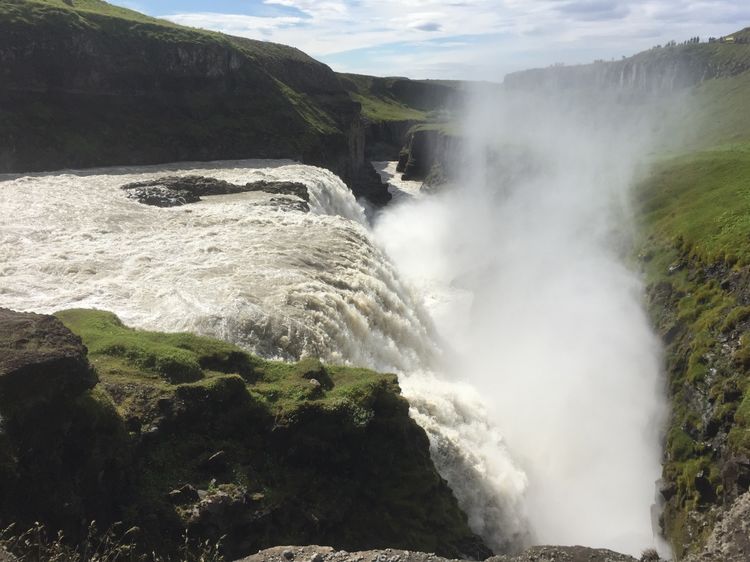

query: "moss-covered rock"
left=0, top=308, right=489, bottom=560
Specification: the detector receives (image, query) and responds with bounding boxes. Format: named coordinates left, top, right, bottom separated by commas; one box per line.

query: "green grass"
left=351, top=92, right=428, bottom=122
left=338, top=73, right=455, bottom=123
left=682, top=71, right=750, bottom=148
left=54, top=309, right=396, bottom=423
left=638, top=144, right=750, bottom=266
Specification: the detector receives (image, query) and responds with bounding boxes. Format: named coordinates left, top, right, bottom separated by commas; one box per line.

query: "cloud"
left=409, top=21, right=443, bottom=32
left=555, top=1, right=630, bottom=21
left=151, top=0, right=746, bottom=79
left=164, top=12, right=304, bottom=37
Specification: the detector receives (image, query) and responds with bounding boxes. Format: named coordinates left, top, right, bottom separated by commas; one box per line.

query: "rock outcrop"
left=0, top=308, right=488, bottom=560
left=504, top=37, right=750, bottom=93
left=0, top=308, right=97, bottom=409
left=397, top=128, right=461, bottom=188
left=120, top=175, right=310, bottom=208
left=683, top=490, right=750, bottom=562
left=237, top=544, right=639, bottom=562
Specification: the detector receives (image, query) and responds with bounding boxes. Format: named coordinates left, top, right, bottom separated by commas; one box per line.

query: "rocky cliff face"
left=0, top=0, right=388, bottom=204
left=504, top=41, right=750, bottom=93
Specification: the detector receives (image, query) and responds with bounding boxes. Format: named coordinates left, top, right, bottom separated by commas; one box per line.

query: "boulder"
left=0, top=308, right=96, bottom=412
left=684, top=490, right=750, bottom=562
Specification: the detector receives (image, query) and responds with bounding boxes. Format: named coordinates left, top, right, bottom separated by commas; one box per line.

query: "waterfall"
left=0, top=158, right=530, bottom=553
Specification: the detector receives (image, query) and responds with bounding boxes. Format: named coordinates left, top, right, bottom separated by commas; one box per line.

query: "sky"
left=111, top=0, right=750, bottom=80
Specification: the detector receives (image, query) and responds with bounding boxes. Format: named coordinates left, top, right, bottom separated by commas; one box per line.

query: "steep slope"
left=0, top=308, right=489, bottom=560
left=0, top=0, right=388, bottom=203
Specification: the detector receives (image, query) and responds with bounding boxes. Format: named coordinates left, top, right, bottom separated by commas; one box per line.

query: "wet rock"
left=268, top=197, right=310, bottom=212
left=121, top=176, right=309, bottom=208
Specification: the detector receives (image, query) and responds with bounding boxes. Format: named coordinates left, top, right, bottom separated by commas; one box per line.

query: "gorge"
left=2, top=1, right=750, bottom=561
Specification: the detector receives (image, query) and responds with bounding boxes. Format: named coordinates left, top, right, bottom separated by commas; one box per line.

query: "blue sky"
left=112, top=0, right=750, bottom=80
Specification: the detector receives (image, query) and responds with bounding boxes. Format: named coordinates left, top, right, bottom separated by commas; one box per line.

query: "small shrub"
left=0, top=521, right=224, bottom=562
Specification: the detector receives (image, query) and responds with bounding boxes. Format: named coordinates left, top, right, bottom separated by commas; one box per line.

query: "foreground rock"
left=237, top=545, right=638, bottom=562
left=684, top=490, right=750, bottom=562
left=121, top=176, right=310, bottom=209
left=0, top=308, right=97, bottom=410
left=0, top=308, right=487, bottom=560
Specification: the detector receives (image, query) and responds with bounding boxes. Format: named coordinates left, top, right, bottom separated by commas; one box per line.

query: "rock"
left=0, top=308, right=97, bottom=412
left=236, top=545, right=639, bottom=562
left=283, top=550, right=295, bottom=560
left=268, top=197, right=311, bottom=213
left=683, top=490, right=750, bottom=562
left=168, top=484, right=200, bottom=505
left=121, top=176, right=310, bottom=208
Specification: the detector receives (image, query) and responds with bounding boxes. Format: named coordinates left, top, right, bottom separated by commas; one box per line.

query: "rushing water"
left=0, top=159, right=530, bottom=553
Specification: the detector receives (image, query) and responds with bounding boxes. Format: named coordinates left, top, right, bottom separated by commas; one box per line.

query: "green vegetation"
left=351, top=92, right=428, bottom=122
left=338, top=73, right=456, bottom=123
left=639, top=145, right=750, bottom=266
left=54, top=309, right=400, bottom=423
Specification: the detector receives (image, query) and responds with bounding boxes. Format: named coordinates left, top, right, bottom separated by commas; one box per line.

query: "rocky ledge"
left=0, top=308, right=487, bottom=560
left=237, top=545, right=640, bottom=562
left=121, top=176, right=310, bottom=209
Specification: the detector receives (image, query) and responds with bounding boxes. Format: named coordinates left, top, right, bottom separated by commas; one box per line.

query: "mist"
left=375, top=87, right=669, bottom=555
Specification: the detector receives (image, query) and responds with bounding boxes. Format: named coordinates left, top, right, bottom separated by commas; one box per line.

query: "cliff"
left=0, top=308, right=489, bottom=560
left=504, top=32, right=750, bottom=93
left=338, top=73, right=462, bottom=161
left=0, top=0, right=388, bottom=203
